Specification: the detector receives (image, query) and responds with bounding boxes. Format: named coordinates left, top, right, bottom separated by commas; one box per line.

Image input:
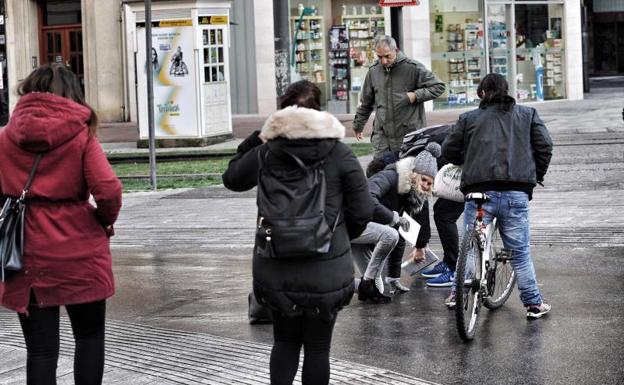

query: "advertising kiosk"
left=123, top=0, right=232, bottom=146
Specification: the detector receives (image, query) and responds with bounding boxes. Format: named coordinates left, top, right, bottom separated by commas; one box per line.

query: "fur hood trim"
left=396, top=156, right=416, bottom=194
left=261, top=106, right=345, bottom=140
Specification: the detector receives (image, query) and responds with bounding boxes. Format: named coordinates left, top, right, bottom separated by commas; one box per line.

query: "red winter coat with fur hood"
left=0, top=92, right=122, bottom=313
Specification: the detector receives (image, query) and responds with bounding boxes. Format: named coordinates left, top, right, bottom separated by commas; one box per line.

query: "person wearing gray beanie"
left=409, top=142, right=441, bottom=179
left=351, top=142, right=441, bottom=301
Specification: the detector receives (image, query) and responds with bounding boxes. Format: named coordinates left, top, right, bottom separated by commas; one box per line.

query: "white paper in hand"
left=398, top=212, right=420, bottom=246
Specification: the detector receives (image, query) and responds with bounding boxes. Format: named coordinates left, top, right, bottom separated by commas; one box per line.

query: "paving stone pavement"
left=1, top=88, right=623, bottom=384
left=0, top=312, right=439, bottom=385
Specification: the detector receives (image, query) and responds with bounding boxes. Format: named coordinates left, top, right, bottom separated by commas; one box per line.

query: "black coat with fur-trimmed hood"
left=222, top=106, right=373, bottom=320
left=369, top=156, right=429, bottom=225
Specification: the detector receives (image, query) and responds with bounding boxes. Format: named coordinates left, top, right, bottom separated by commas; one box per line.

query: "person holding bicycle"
left=442, top=73, right=553, bottom=319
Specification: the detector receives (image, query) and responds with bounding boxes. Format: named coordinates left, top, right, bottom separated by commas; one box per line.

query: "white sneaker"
left=526, top=302, right=551, bottom=319
left=386, top=278, right=410, bottom=294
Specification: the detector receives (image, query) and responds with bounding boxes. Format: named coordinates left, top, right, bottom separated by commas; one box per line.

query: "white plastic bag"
left=433, top=164, right=464, bottom=202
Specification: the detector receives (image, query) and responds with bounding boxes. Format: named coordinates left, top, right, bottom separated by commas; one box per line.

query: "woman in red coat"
left=0, top=63, right=122, bottom=384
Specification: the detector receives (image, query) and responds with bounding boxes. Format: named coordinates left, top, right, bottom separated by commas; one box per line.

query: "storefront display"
left=431, top=0, right=567, bottom=109
left=328, top=25, right=349, bottom=113
left=343, top=9, right=385, bottom=112
left=430, top=0, right=486, bottom=108
left=512, top=3, right=566, bottom=101
left=288, top=1, right=386, bottom=110
left=282, top=0, right=572, bottom=112
left=291, top=15, right=326, bottom=84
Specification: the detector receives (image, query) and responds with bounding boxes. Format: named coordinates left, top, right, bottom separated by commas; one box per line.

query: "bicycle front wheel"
left=484, top=222, right=516, bottom=309
left=455, top=230, right=483, bottom=342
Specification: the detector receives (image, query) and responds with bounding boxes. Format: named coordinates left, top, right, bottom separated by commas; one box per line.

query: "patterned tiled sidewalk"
left=0, top=312, right=439, bottom=385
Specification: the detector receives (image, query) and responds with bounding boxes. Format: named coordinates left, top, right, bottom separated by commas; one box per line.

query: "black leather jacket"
left=442, top=103, right=553, bottom=196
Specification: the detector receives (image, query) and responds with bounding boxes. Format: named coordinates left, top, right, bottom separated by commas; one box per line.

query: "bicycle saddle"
left=464, top=192, right=490, bottom=204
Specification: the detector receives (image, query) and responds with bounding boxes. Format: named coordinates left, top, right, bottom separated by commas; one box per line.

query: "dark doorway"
left=588, top=2, right=624, bottom=76
left=593, top=21, right=623, bottom=73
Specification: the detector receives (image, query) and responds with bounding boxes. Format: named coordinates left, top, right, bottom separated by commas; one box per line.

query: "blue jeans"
left=463, top=191, right=543, bottom=306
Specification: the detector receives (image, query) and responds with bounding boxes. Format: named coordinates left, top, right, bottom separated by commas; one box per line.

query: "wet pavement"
left=1, top=87, right=624, bottom=384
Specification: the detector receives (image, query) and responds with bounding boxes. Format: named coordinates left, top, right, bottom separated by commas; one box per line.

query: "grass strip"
left=113, top=143, right=372, bottom=192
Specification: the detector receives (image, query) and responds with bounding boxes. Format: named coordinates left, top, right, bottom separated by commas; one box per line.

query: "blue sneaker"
left=421, top=261, right=450, bottom=278
left=426, top=270, right=454, bottom=287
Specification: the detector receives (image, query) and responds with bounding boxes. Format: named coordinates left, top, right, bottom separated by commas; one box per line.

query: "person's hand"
left=410, top=248, right=425, bottom=263
left=354, top=130, right=364, bottom=141
left=397, top=217, right=410, bottom=232
left=407, top=91, right=416, bottom=104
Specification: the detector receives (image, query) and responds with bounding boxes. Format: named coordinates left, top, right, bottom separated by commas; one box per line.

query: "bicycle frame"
left=472, top=205, right=498, bottom=299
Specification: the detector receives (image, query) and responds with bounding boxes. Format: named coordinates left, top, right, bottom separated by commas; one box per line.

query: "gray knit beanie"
left=411, top=142, right=441, bottom=178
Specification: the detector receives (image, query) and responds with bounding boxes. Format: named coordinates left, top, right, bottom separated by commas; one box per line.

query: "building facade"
left=3, top=0, right=128, bottom=123
left=0, top=0, right=586, bottom=138
left=267, top=0, right=584, bottom=113
left=1, top=0, right=260, bottom=142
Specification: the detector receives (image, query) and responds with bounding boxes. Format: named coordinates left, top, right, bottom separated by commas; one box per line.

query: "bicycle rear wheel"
left=484, top=222, right=516, bottom=309
left=455, top=230, right=483, bottom=342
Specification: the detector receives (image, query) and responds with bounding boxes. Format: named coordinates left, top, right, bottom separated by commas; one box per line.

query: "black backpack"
left=399, top=124, right=452, bottom=158
left=255, top=144, right=338, bottom=259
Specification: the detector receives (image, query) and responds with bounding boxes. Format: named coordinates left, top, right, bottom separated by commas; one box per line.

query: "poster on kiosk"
left=137, top=20, right=198, bottom=138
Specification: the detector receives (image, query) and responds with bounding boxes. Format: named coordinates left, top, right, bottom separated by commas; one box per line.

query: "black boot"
left=358, top=278, right=392, bottom=304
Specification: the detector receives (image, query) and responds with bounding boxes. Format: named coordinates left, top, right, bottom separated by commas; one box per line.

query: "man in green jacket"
left=353, top=35, right=446, bottom=159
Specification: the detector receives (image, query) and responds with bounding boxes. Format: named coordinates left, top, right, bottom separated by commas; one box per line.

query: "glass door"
left=39, top=0, right=83, bottom=89
left=485, top=1, right=566, bottom=102
left=41, top=27, right=84, bottom=88
left=429, top=0, right=485, bottom=109
left=485, top=3, right=514, bottom=95
left=514, top=2, right=565, bottom=101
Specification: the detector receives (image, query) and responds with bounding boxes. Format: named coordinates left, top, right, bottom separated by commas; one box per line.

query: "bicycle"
left=454, top=192, right=517, bottom=341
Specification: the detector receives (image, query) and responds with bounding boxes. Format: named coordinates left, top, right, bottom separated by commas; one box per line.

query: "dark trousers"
left=433, top=198, right=464, bottom=272
left=18, top=293, right=106, bottom=385
left=387, top=200, right=431, bottom=279
left=270, top=311, right=337, bottom=385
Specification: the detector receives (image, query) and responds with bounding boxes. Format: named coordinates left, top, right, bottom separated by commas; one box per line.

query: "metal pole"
left=390, top=6, right=403, bottom=50
left=145, top=0, right=157, bottom=191
left=582, top=3, right=590, bottom=93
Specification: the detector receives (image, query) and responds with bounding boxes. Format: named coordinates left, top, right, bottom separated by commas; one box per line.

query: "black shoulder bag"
left=1, top=154, right=43, bottom=282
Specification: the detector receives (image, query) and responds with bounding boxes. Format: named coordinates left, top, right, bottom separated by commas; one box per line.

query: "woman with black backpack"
left=222, top=80, right=373, bottom=385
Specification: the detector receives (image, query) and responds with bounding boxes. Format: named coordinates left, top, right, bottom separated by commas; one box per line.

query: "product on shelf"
left=329, top=25, right=350, bottom=102
left=342, top=14, right=384, bottom=68
left=290, top=15, right=326, bottom=84
left=442, top=20, right=485, bottom=106
left=341, top=13, right=385, bottom=112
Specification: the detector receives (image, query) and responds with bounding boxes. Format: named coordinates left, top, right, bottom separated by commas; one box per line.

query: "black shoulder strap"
left=278, top=149, right=307, bottom=169
left=19, top=154, right=43, bottom=201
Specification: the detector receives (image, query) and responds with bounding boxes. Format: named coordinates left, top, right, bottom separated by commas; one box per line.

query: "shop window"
left=513, top=3, right=566, bottom=101
left=287, top=0, right=384, bottom=111
left=341, top=4, right=385, bottom=113
left=430, top=0, right=485, bottom=109
left=202, top=28, right=225, bottom=83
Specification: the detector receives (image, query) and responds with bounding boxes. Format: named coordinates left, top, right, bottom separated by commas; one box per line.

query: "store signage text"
left=198, top=16, right=228, bottom=25
left=159, top=20, right=192, bottom=27
left=379, top=0, right=420, bottom=6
